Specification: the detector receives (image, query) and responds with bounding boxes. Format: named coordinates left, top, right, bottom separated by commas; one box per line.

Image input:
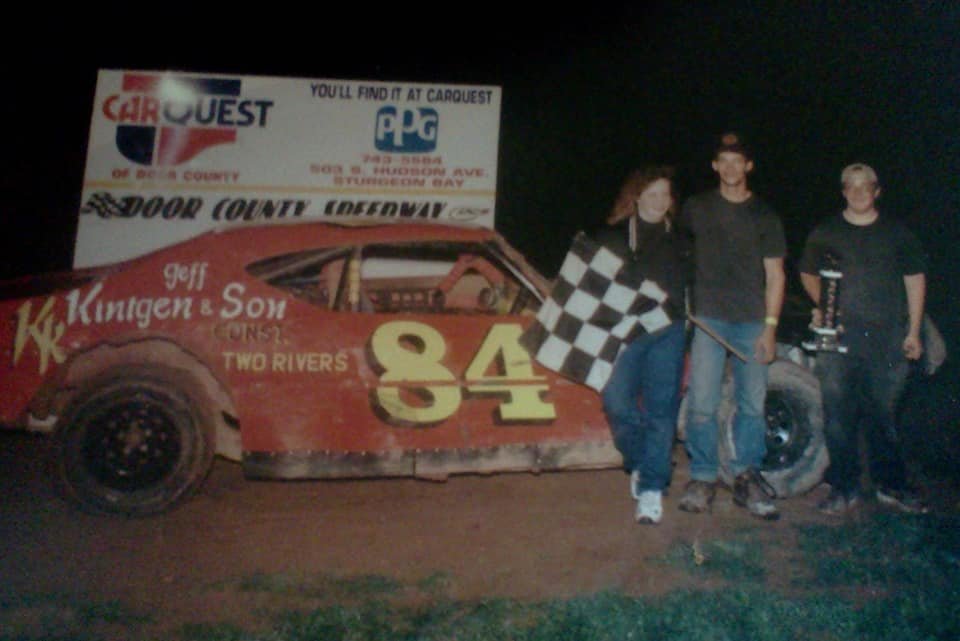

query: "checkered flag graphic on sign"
left=519, top=232, right=672, bottom=392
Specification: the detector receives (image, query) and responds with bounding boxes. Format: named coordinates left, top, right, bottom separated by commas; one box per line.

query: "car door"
left=240, top=239, right=616, bottom=479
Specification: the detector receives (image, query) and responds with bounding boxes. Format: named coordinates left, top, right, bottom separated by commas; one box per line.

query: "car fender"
left=31, top=336, right=241, bottom=461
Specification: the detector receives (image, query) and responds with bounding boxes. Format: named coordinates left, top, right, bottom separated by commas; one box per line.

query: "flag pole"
left=688, top=314, right=750, bottom=362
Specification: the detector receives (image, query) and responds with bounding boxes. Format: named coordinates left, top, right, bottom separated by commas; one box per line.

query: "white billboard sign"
left=75, top=69, right=501, bottom=267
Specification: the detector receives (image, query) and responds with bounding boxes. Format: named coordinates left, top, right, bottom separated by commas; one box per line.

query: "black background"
left=4, top=3, right=958, bottom=353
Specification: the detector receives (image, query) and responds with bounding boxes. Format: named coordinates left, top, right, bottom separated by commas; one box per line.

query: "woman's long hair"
left=606, top=165, right=677, bottom=226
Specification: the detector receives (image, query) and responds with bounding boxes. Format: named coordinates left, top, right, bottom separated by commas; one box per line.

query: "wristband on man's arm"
left=764, top=316, right=779, bottom=327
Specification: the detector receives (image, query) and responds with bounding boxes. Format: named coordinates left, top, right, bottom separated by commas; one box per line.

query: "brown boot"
left=678, top=480, right=716, bottom=513
left=733, top=470, right=780, bottom=520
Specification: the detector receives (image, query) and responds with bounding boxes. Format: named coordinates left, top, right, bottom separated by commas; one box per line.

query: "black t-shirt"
left=798, top=213, right=925, bottom=332
left=594, top=217, right=691, bottom=319
left=679, top=190, right=786, bottom=322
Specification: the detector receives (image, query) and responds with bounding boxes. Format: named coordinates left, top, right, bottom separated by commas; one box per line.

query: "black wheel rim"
left=80, top=391, right=183, bottom=491
left=762, top=390, right=810, bottom=472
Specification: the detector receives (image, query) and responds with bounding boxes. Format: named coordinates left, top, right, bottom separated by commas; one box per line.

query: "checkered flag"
left=520, top=232, right=672, bottom=391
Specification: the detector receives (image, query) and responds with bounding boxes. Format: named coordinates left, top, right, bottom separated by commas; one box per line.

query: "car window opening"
left=249, top=242, right=540, bottom=317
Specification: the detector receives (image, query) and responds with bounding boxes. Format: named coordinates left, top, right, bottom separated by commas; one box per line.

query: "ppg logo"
left=375, top=106, right=438, bottom=152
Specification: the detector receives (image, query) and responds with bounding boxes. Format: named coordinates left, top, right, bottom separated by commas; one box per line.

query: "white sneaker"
left=635, top=490, right=663, bottom=524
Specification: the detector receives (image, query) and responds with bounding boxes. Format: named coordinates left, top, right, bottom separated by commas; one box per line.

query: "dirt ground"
left=0, top=431, right=954, bottom=638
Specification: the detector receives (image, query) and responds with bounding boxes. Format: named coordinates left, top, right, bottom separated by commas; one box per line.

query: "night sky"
left=5, top=3, right=958, bottom=350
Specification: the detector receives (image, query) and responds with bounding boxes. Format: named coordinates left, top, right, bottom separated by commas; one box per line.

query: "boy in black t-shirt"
left=799, top=163, right=928, bottom=515
left=677, top=133, right=787, bottom=520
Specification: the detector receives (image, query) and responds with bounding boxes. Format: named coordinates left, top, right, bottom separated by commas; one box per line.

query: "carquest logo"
left=375, top=106, right=438, bottom=152
left=101, top=73, right=275, bottom=166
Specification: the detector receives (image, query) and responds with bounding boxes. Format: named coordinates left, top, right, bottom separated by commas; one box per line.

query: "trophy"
left=802, top=252, right=848, bottom=354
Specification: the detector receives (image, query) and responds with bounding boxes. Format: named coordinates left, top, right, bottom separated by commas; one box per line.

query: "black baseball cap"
left=714, top=131, right=752, bottom=160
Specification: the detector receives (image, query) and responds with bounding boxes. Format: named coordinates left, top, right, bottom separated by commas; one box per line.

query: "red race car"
left=0, top=221, right=825, bottom=515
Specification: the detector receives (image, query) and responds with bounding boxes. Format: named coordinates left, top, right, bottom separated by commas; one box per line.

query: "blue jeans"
left=602, top=321, right=686, bottom=491
left=685, top=318, right=768, bottom=481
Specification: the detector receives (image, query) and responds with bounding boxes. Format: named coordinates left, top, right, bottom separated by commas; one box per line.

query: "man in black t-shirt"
left=799, top=163, right=928, bottom=515
left=677, top=133, right=787, bottom=520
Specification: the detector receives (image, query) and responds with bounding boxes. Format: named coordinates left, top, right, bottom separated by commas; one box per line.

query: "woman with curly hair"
left=595, top=166, right=691, bottom=524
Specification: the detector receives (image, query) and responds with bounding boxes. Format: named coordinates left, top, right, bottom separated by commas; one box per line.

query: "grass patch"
left=655, top=529, right=768, bottom=583
left=0, top=592, right=152, bottom=641
left=177, top=587, right=954, bottom=641
left=795, top=512, right=960, bottom=590
left=415, top=571, right=452, bottom=597
left=178, top=622, right=255, bottom=641
left=9, top=514, right=960, bottom=640
left=236, top=571, right=402, bottom=601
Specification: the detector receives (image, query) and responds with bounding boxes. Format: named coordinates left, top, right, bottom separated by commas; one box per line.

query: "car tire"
left=717, top=359, right=827, bottom=497
left=54, top=366, right=215, bottom=516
